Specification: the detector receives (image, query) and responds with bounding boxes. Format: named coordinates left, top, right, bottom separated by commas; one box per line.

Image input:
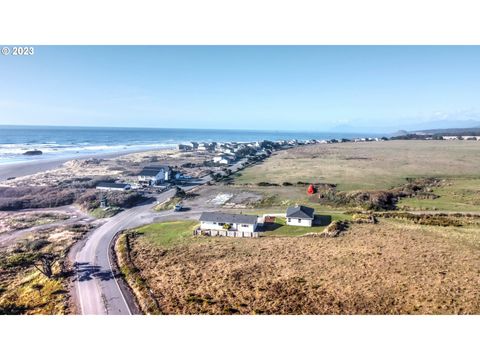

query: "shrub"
left=25, top=239, right=51, bottom=251
left=257, top=182, right=279, bottom=187
left=76, top=190, right=146, bottom=211
left=0, top=252, right=37, bottom=269
left=0, top=186, right=78, bottom=210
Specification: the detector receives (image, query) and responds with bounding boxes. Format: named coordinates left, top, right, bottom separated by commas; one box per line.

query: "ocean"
left=0, top=125, right=375, bottom=165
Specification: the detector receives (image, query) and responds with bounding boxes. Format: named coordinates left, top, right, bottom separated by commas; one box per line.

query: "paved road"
left=73, top=189, right=182, bottom=315
left=71, top=157, right=254, bottom=315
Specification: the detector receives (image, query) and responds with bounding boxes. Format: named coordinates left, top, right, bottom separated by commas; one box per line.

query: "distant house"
left=286, top=205, right=315, bottom=227
left=461, top=136, right=478, bottom=140
left=138, top=166, right=171, bottom=186
left=177, top=144, right=193, bottom=152
left=96, top=182, right=131, bottom=192
left=198, top=142, right=215, bottom=152
left=199, top=212, right=258, bottom=233
left=213, top=155, right=232, bottom=165
left=190, top=141, right=199, bottom=149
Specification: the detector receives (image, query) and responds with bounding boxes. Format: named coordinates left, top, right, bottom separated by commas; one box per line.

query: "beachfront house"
left=190, top=141, right=199, bottom=149
left=96, top=182, right=131, bottom=192
left=199, top=212, right=258, bottom=233
left=138, top=165, right=171, bottom=186
left=198, top=142, right=215, bottom=152
left=213, top=155, right=233, bottom=165
left=286, top=205, right=315, bottom=227
left=177, top=144, right=193, bottom=152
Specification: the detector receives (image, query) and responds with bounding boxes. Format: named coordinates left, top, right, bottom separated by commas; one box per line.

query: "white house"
left=138, top=166, right=171, bottom=186
left=198, top=142, right=215, bottom=152
left=285, top=205, right=315, bottom=227
left=199, top=212, right=258, bottom=233
left=96, top=182, right=131, bottom=192
left=213, top=155, right=232, bottom=165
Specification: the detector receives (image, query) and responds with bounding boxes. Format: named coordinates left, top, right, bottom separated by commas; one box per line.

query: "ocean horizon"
left=0, top=125, right=380, bottom=165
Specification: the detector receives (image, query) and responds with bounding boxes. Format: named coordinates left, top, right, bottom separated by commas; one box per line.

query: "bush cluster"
left=76, top=190, right=146, bottom=211
left=0, top=186, right=78, bottom=210
left=376, top=212, right=463, bottom=227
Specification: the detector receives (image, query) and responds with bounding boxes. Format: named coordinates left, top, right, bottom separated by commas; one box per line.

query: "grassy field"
left=134, top=221, right=199, bottom=248
left=236, top=140, right=480, bottom=189
left=398, top=178, right=480, bottom=211
left=261, top=213, right=351, bottom=236
left=0, top=224, right=91, bottom=314
left=112, top=141, right=480, bottom=314
left=0, top=212, right=69, bottom=235
left=234, top=140, right=480, bottom=211
left=121, top=218, right=480, bottom=314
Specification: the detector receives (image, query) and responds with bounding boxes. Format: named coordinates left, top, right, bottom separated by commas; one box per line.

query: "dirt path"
left=0, top=205, right=96, bottom=248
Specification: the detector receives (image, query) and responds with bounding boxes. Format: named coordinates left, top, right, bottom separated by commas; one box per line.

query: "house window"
left=298, top=219, right=301, bottom=223
left=218, top=223, right=224, bottom=226
left=242, top=224, right=249, bottom=227
left=288, top=218, right=291, bottom=222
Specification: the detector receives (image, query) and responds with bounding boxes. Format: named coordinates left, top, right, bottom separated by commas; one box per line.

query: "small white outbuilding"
left=285, top=205, right=315, bottom=227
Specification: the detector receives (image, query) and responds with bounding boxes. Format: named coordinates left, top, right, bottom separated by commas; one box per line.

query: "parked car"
left=174, top=203, right=183, bottom=212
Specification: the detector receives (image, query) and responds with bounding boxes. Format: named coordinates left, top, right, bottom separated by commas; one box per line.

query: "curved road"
left=73, top=189, right=177, bottom=315
left=73, top=188, right=206, bottom=314
left=72, top=157, right=253, bottom=314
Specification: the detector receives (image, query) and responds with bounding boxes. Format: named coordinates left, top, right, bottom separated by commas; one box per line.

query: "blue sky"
left=1, top=46, right=480, bottom=132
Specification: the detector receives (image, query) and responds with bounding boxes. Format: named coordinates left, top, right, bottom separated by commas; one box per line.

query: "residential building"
left=190, top=141, right=199, bottom=149
left=213, top=155, right=233, bottom=165
left=96, top=182, right=131, bottom=192
left=177, top=144, right=193, bottom=151
left=286, top=205, right=315, bottom=227
left=199, top=212, right=258, bottom=233
left=138, top=165, right=171, bottom=185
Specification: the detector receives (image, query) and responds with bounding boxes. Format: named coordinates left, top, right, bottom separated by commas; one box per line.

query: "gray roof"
left=286, top=205, right=315, bottom=219
left=138, top=165, right=170, bottom=177
left=96, top=182, right=130, bottom=189
left=138, top=169, right=162, bottom=177
left=144, top=165, right=170, bottom=171
left=200, top=212, right=258, bottom=225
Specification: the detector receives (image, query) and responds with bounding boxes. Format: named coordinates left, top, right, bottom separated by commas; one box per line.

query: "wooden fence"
left=193, top=228, right=259, bottom=238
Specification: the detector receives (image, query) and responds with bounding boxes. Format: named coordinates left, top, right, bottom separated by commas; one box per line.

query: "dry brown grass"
left=236, top=140, right=480, bottom=191
left=0, top=212, right=69, bottom=235
left=128, top=220, right=480, bottom=314
left=0, top=224, right=91, bottom=314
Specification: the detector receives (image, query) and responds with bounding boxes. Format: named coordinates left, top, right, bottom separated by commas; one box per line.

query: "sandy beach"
left=0, top=147, right=175, bottom=181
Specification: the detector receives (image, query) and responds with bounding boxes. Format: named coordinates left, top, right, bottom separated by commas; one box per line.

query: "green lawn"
left=135, top=221, right=199, bottom=248
left=262, top=213, right=351, bottom=237
left=398, top=178, right=480, bottom=212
